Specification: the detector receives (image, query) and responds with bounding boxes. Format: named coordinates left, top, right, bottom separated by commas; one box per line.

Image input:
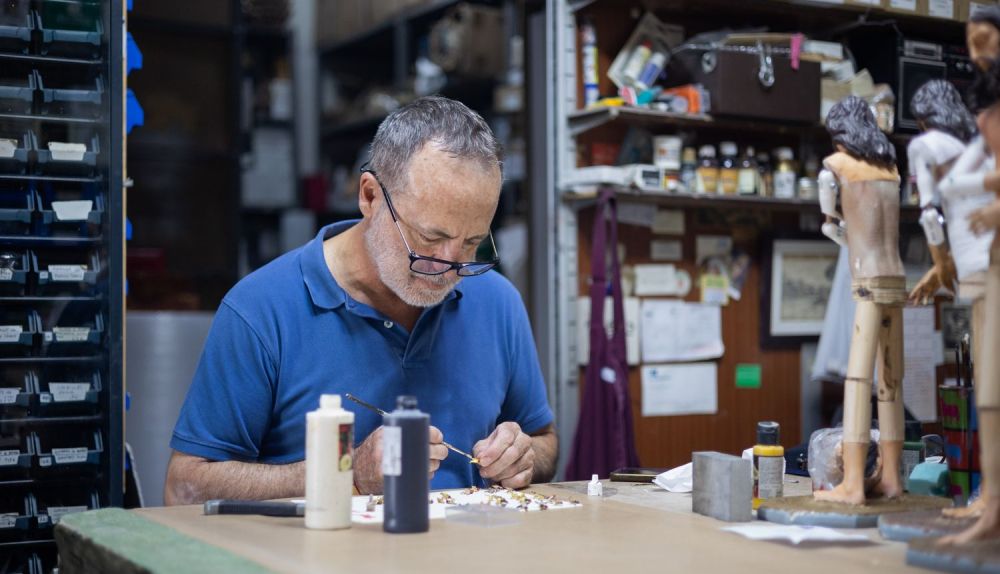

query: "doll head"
left=910, top=79, right=977, bottom=142
left=825, top=96, right=896, bottom=170
left=967, top=6, right=1000, bottom=111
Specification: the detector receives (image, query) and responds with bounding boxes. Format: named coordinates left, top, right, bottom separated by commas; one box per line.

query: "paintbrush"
left=344, top=393, right=480, bottom=465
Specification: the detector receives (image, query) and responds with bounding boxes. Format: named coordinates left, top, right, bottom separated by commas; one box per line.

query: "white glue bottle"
left=305, top=394, right=354, bottom=530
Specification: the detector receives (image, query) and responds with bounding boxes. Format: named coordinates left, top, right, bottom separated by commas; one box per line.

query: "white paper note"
left=650, top=239, right=683, bottom=262
left=641, top=362, right=718, bottom=416
left=904, top=307, right=937, bottom=422
left=928, top=0, right=954, bottom=18
left=617, top=201, right=657, bottom=228
left=577, top=296, right=640, bottom=366
left=640, top=299, right=724, bottom=362
left=695, top=235, right=732, bottom=263
left=721, top=524, right=872, bottom=544
left=652, top=209, right=685, bottom=235
left=51, top=200, right=93, bottom=222
left=634, top=264, right=692, bottom=297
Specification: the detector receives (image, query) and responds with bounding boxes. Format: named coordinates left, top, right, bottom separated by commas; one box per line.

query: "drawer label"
left=48, top=264, right=87, bottom=282
left=49, top=382, right=90, bottom=402
left=0, top=450, right=20, bottom=466
left=0, top=268, right=13, bottom=281
left=928, top=0, right=955, bottom=18
left=0, top=325, right=22, bottom=343
left=52, top=447, right=88, bottom=464
left=53, top=327, right=91, bottom=343
left=0, top=513, right=18, bottom=529
left=0, top=387, right=20, bottom=404
left=48, top=506, right=88, bottom=524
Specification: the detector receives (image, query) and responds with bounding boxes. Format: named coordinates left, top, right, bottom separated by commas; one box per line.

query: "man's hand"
left=473, top=422, right=535, bottom=489
left=969, top=201, right=1000, bottom=236
left=353, top=426, right=449, bottom=495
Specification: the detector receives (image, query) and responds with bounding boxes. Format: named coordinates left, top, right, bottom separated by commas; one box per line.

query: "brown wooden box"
left=669, top=49, right=821, bottom=124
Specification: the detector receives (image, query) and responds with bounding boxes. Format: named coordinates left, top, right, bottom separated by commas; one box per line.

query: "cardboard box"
left=428, top=4, right=505, bottom=78
left=882, top=0, right=929, bottom=15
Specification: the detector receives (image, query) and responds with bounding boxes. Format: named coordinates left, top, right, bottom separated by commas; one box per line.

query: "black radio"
left=850, top=31, right=973, bottom=132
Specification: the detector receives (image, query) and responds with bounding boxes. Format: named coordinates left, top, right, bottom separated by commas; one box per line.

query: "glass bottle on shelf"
left=679, top=147, right=697, bottom=193
left=756, top=150, right=773, bottom=197
left=737, top=145, right=758, bottom=196
left=718, top=141, right=738, bottom=195
left=695, top=145, right=718, bottom=195
left=773, top=147, right=798, bottom=199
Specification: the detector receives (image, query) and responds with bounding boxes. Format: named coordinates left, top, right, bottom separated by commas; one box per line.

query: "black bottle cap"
left=757, top=421, right=780, bottom=445
left=397, top=395, right=418, bottom=410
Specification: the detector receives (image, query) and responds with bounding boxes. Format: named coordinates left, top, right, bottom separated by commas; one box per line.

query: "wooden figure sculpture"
left=932, top=6, right=1000, bottom=545
left=816, top=96, right=906, bottom=505
left=910, top=80, right=996, bottom=526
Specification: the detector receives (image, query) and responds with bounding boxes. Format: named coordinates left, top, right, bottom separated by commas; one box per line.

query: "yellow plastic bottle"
left=752, top=421, right=784, bottom=510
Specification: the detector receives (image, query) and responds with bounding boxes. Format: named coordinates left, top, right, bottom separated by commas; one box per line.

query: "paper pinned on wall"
left=641, top=362, right=718, bottom=416
left=640, top=299, right=724, bottom=362
left=695, top=235, right=732, bottom=263
left=652, top=208, right=685, bottom=235
left=616, top=201, right=657, bottom=228
left=577, top=296, right=641, bottom=366
left=634, top=264, right=692, bottom=297
left=904, top=306, right=937, bottom=423
left=650, top=239, right=683, bottom=261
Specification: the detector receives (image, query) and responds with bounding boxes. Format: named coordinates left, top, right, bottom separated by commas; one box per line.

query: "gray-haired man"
left=164, top=96, right=557, bottom=504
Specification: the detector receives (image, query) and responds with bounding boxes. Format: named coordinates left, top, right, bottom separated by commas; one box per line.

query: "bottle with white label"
left=773, top=147, right=798, bottom=199
left=305, top=394, right=354, bottom=530
left=382, top=395, right=430, bottom=534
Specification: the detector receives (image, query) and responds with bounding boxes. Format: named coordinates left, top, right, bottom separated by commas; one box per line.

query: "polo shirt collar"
left=300, top=221, right=463, bottom=312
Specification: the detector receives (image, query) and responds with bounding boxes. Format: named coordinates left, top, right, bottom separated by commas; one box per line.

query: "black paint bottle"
left=382, top=395, right=430, bottom=533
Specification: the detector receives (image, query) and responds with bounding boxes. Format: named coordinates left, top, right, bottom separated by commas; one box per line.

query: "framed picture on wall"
left=761, top=238, right=839, bottom=347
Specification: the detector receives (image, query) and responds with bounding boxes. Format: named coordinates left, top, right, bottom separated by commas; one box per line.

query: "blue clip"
left=127, top=32, right=143, bottom=73
left=128, top=0, right=133, bottom=11
left=126, top=217, right=133, bottom=240
left=126, top=89, right=144, bottom=134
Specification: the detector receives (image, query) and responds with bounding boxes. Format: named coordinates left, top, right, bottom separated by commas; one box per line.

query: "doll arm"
left=818, top=169, right=846, bottom=246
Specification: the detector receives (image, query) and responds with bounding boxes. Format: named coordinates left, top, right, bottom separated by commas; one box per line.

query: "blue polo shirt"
left=170, top=221, right=553, bottom=489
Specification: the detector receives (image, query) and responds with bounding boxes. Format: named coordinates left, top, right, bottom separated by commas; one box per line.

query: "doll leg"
left=872, top=305, right=905, bottom=499
left=815, top=301, right=881, bottom=505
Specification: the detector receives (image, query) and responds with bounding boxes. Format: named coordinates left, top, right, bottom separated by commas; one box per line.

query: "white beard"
left=364, top=210, right=461, bottom=308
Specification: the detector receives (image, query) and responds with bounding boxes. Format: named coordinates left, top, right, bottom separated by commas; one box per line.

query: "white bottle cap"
left=320, top=394, right=342, bottom=409
left=775, top=147, right=794, bottom=161
left=720, top=142, right=737, bottom=157
left=591, top=474, right=599, bottom=482
left=698, top=145, right=716, bottom=158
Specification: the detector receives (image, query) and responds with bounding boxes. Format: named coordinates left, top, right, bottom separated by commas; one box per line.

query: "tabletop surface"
left=124, top=477, right=931, bottom=574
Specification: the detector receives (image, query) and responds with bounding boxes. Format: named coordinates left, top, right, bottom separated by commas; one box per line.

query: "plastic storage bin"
left=2, top=551, right=46, bottom=574
left=36, top=366, right=100, bottom=415
left=31, top=428, right=103, bottom=474
left=35, top=486, right=100, bottom=530
left=33, top=249, right=100, bottom=295
left=0, top=7, right=34, bottom=55
left=36, top=70, right=103, bottom=118
left=0, top=427, right=35, bottom=480
left=0, top=183, right=34, bottom=236
left=33, top=131, right=99, bottom=176
left=35, top=187, right=102, bottom=237
left=0, top=492, right=37, bottom=542
left=0, top=366, right=36, bottom=418
left=0, top=309, right=38, bottom=357
left=0, top=249, right=32, bottom=296
left=0, top=70, right=37, bottom=115
left=35, top=3, right=102, bottom=59
left=0, top=131, right=33, bottom=175
left=39, top=308, right=103, bottom=356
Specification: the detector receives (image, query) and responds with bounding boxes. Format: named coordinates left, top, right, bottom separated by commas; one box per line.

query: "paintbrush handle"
left=441, top=440, right=474, bottom=460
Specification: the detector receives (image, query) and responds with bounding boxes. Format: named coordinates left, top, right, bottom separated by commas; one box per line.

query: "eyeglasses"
left=360, top=164, right=499, bottom=277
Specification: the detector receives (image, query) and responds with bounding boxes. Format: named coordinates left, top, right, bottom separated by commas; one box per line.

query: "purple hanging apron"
left=565, top=187, right=641, bottom=480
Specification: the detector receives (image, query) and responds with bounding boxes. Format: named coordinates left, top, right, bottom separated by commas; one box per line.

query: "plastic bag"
left=808, top=427, right=882, bottom=492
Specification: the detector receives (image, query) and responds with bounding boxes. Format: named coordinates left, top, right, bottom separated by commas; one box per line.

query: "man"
left=164, top=96, right=557, bottom=505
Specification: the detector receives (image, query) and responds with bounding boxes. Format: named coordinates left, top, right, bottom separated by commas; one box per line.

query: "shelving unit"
left=537, top=0, right=963, bottom=473
left=0, top=0, right=124, bottom=567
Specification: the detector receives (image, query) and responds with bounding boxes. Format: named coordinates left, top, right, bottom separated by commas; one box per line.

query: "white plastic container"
left=305, top=394, right=354, bottom=530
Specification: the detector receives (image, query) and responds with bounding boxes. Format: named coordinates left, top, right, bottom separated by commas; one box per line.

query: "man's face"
left=968, top=21, right=1000, bottom=71
left=365, top=144, right=500, bottom=308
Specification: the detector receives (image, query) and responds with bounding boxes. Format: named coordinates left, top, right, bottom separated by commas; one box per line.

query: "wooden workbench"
left=58, top=479, right=930, bottom=573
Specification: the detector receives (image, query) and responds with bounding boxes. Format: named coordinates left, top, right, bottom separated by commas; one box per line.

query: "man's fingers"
left=480, top=432, right=531, bottom=479
left=429, top=426, right=443, bottom=444
left=474, top=423, right=519, bottom=467
left=430, top=443, right=448, bottom=462
left=493, top=448, right=534, bottom=483
left=499, top=468, right=532, bottom=490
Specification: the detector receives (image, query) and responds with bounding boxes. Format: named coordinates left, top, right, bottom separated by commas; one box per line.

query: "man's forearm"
left=166, top=455, right=305, bottom=505
left=530, top=430, right=558, bottom=484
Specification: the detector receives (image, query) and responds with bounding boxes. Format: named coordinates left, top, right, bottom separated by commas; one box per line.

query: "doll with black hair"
left=926, top=5, right=1000, bottom=546
left=814, top=95, right=906, bottom=505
